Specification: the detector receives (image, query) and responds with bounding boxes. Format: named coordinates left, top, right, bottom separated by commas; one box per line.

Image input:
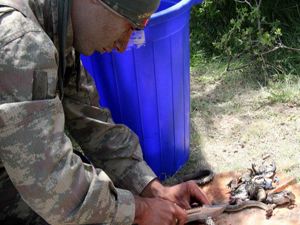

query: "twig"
left=260, top=43, right=300, bottom=56
left=269, top=177, right=297, bottom=194
left=274, top=4, right=300, bottom=12
left=262, top=154, right=271, bottom=160
left=234, top=0, right=252, bottom=7
left=260, top=45, right=281, bottom=56
left=281, top=45, right=300, bottom=52
left=257, top=0, right=262, bottom=31
left=226, top=60, right=255, bottom=71
left=226, top=55, right=233, bottom=72
left=265, top=62, right=285, bottom=75
left=257, top=0, right=262, bottom=8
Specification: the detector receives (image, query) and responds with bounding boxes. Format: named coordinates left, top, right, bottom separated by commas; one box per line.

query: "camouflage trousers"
left=0, top=167, right=49, bottom=225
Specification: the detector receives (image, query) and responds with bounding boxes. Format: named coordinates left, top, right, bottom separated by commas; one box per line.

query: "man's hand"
left=134, top=196, right=187, bottom=225
left=141, top=179, right=210, bottom=209
left=160, top=180, right=210, bottom=209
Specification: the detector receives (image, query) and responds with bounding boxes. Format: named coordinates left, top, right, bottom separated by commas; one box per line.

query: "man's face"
left=94, top=19, right=134, bottom=54
left=71, top=0, right=135, bottom=56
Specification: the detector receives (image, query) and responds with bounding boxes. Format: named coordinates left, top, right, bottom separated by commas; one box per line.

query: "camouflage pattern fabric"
left=101, top=0, right=160, bottom=29
left=0, top=168, right=49, bottom=225
left=0, top=0, right=157, bottom=224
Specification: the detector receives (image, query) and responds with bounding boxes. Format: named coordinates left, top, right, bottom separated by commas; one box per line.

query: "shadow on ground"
left=190, top=69, right=265, bottom=136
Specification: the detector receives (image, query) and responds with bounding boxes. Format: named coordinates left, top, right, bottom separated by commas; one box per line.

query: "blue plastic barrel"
left=81, top=0, right=203, bottom=180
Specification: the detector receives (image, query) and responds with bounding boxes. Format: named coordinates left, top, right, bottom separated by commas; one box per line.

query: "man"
left=0, top=0, right=210, bottom=224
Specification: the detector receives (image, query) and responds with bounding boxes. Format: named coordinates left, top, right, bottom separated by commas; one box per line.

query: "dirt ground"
left=168, top=70, right=300, bottom=183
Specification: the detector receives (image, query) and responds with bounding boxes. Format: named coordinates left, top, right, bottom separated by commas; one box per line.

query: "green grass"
left=267, top=75, right=300, bottom=105
left=192, top=57, right=300, bottom=106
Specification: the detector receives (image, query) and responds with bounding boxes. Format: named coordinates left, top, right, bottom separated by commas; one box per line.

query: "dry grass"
left=166, top=61, right=300, bottom=184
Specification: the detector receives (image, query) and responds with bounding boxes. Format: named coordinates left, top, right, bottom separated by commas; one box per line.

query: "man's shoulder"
left=0, top=6, right=44, bottom=48
left=0, top=6, right=57, bottom=69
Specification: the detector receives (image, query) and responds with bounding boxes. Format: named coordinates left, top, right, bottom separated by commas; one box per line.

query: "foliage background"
left=167, top=0, right=300, bottom=183
left=190, top=0, right=300, bottom=76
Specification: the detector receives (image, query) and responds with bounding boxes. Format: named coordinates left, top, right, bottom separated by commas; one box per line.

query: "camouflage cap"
left=100, top=0, right=160, bottom=29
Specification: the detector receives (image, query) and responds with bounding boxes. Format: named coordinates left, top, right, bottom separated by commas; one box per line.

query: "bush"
left=190, top=0, right=300, bottom=76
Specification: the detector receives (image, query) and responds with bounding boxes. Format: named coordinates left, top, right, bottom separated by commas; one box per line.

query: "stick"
left=269, top=177, right=297, bottom=194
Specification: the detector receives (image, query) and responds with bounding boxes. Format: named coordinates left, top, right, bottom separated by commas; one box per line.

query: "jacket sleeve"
left=0, top=10, right=135, bottom=225
left=62, top=59, right=157, bottom=195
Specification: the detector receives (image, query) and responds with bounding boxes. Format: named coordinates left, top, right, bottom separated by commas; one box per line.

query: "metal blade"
left=186, top=205, right=226, bottom=223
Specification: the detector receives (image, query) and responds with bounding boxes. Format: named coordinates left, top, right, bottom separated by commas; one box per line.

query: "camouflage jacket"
left=0, top=0, right=156, bottom=224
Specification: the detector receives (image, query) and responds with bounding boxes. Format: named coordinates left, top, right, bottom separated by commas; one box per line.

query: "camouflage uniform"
left=0, top=0, right=157, bottom=224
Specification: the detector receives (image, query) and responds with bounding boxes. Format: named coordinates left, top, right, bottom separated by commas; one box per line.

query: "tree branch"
left=257, top=0, right=262, bottom=8
left=234, top=0, right=252, bottom=7
left=225, top=42, right=300, bottom=72
left=281, top=44, right=300, bottom=52
left=256, top=0, right=262, bottom=32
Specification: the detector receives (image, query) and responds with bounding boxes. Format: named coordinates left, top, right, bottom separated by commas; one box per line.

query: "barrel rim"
left=148, top=0, right=203, bottom=25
